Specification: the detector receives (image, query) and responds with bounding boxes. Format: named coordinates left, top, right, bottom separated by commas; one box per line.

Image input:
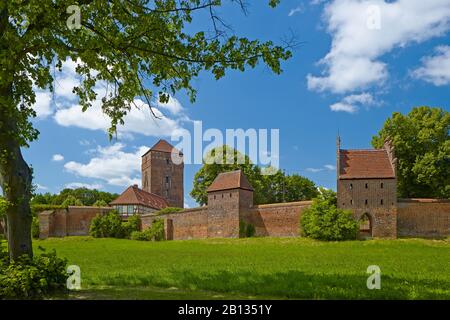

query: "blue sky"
left=24, top=0, right=450, bottom=208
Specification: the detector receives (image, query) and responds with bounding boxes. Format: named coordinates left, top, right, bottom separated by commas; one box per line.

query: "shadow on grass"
left=95, top=269, right=450, bottom=300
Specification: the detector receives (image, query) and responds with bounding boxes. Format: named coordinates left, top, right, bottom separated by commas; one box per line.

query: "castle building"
left=110, top=139, right=184, bottom=215
left=337, top=137, right=398, bottom=238
left=38, top=138, right=450, bottom=240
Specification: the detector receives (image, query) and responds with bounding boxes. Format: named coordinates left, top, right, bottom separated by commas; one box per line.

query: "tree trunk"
left=0, top=86, right=34, bottom=260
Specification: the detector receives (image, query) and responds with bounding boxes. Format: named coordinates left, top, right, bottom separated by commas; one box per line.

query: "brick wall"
left=241, top=201, right=312, bottom=237
left=397, top=199, right=450, bottom=238
left=141, top=207, right=208, bottom=240
left=38, top=206, right=113, bottom=239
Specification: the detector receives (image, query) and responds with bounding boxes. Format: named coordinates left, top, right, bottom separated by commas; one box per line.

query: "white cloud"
left=306, top=164, right=336, bottom=173
left=64, top=143, right=146, bottom=187
left=35, top=183, right=48, bottom=191
left=33, top=91, right=52, bottom=118
left=157, top=96, right=184, bottom=114
left=307, top=0, right=450, bottom=93
left=288, top=6, right=303, bottom=17
left=52, top=154, right=64, bottom=162
left=412, top=45, right=450, bottom=86
left=330, top=92, right=376, bottom=113
left=65, top=182, right=103, bottom=190
left=54, top=97, right=185, bottom=138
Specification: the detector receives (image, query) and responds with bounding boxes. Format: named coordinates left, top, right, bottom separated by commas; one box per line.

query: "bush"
left=89, top=211, right=123, bottom=238
left=155, top=207, right=183, bottom=215
left=0, top=243, right=68, bottom=299
left=239, top=220, right=256, bottom=238
left=93, top=200, right=108, bottom=207
left=121, top=214, right=141, bottom=238
left=90, top=212, right=140, bottom=239
left=300, top=188, right=358, bottom=241
left=32, top=216, right=40, bottom=239
left=130, top=230, right=149, bottom=241
left=131, top=219, right=164, bottom=241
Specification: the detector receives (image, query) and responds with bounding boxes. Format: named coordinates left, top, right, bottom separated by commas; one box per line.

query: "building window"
left=350, top=199, right=353, bottom=205
left=365, top=183, right=368, bottom=189
left=127, top=205, right=133, bottom=215
left=380, top=182, right=384, bottom=189
left=350, top=183, right=353, bottom=190
left=380, top=199, right=383, bottom=205
left=214, top=195, right=216, bottom=200
left=222, top=193, right=224, bottom=198
left=166, top=158, right=170, bottom=165
left=365, top=199, right=368, bottom=205
left=230, top=193, right=232, bottom=198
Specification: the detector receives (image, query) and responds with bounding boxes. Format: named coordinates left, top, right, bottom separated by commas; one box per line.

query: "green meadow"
left=33, top=237, right=450, bottom=300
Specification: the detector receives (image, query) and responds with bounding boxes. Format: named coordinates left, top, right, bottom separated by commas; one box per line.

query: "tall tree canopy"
left=372, top=107, right=450, bottom=199
left=0, top=0, right=292, bottom=259
left=190, top=145, right=318, bottom=205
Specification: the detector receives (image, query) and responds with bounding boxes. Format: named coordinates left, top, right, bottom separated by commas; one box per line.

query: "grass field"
left=34, top=237, right=450, bottom=300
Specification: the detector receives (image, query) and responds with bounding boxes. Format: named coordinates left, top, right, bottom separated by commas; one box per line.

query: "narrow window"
left=350, top=199, right=353, bottom=205
left=365, top=183, right=368, bottom=189
left=380, top=182, right=384, bottom=189
left=365, top=199, right=368, bottom=205
left=166, top=158, right=170, bottom=165
left=214, top=195, right=216, bottom=200
left=350, top=183, right=353, bottom=190
left=230, top=193, right=232, bottom=198
left=380, top=199, right=383, bottom=205
left=165, top=176, right=169, bottom=183
left=222, top=193, right=224, bottom=198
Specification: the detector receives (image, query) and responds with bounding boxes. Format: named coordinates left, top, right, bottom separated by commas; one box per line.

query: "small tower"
left=141, top=139, right=184, bottom=208
left=206, top=170, right=254, bottom=238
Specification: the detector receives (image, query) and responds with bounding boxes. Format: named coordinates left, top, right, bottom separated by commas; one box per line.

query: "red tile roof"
left=141, top=139, right=183, bottom=158
left=207, top=170, right=254, bottom=192
left=110, top=185, right=169, bottom=209
left=339, top=149, right=395, bottom=179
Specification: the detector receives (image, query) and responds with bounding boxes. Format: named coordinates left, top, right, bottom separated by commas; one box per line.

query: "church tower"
left=141, top=139, right=184, bottom=208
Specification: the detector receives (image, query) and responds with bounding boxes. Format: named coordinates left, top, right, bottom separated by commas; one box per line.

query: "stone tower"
left=337, top=138, right=397, bottom=238
left=206, top=170, right=254, bottom=238
left=141, top=139, right=184, bottom=208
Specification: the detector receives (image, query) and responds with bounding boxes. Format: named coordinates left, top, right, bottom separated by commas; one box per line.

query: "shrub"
left=130, top=230, right=150, bottom=241
left=131, top=219, right=164, bottom=241
left=93, top=200, right=108, bottom=207
left=121, top=215, right=141, bottom=238
left=147, top=219, right=165, bottom=241
left=89, top=211, right=123, bottom=238
left=32, top=216, right=40, bottom=239
left=300, top=188, right=358, bottom=241
left=90, top=212, right=141, bottom=239
left=155, top=207, right=183, bottom=215
left=239, top=220, right=256, bottom=238
left=0, top=243, right=68, bottom=299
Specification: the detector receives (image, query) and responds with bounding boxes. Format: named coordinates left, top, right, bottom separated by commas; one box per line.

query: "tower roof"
left=207, top=170, right=254, bottom=192
left=142, top=139, right=182, bottom=157
left=339, top=149, right=395, bottom=179
left=110, top=185, right=169, bottom=209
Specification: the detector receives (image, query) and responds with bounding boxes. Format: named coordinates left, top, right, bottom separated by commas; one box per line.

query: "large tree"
left=0, top=0, right=292, bottom=259
left=372, top=107, right=450, bottom=199
left=190, top=145, right=318, bottom=205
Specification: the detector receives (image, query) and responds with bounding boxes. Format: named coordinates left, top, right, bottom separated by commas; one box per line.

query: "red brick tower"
left=337, top=138, right=398, bottom=238
left=141, top=139, right=184, bottom=208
